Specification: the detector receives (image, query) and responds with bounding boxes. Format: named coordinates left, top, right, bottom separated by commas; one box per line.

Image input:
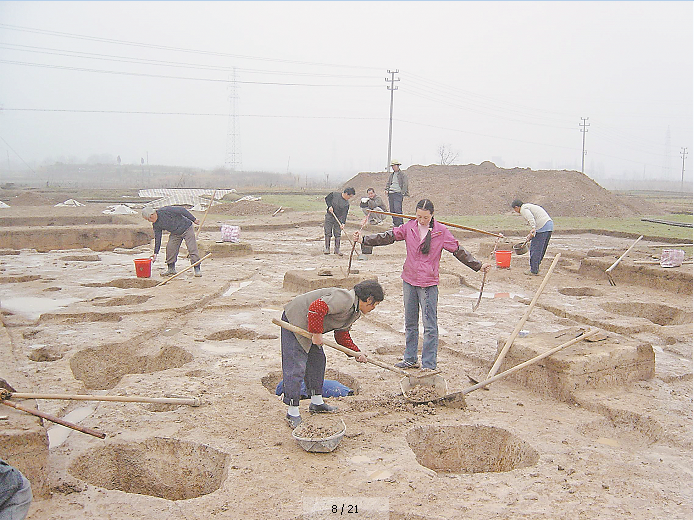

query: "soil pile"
left=344, top=162, right=661, bottom=217
left=212, top=200, right=287, bottom=216
left=3, top=190, right=55, bottom=206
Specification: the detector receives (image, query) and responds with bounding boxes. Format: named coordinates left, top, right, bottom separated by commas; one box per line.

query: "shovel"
left=271, top=319, right=446, bottom=390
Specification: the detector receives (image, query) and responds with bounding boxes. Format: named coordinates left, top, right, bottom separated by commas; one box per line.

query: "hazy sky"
left=0, top=1, right=692, bottom=183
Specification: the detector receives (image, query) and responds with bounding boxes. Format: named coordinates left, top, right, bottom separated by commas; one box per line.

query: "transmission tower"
left=579, top=117, right=589, bottom=174
left=681, top=147, right=688, bottom=192
left=385, top=69, right=400, bottom=172
left=224, top=68, right=241, bottom=172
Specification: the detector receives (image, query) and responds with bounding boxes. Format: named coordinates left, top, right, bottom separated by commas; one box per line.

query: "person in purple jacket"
left=354, top=199, right=491, bottom=370
left=142, top=205, right=202, bottom=277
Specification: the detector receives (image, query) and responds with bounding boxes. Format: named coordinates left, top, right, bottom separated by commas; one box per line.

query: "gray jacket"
left=385, top=170, right=409, bottom=196
left=283, top=288, right=361, bottom=352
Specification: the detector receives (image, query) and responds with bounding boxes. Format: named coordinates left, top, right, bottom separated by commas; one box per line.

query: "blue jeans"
left=529, top=231, right=552, bottom=274
left=0, top=472, right=32, bottom=520
left=403, top=281, right=439, bottom=369
left=388, top=193, right=404, bottom=226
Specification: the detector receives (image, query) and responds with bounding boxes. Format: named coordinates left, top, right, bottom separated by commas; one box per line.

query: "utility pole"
left=681, top=147, right=688, bottom=192
left=385, top=69, right=400, bottom=172
left=225, top=68, right=241, bottom=172
left=579, top=117, right=590, bottom=174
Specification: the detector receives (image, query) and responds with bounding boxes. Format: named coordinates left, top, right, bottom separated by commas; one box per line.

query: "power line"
left=0, top=42, right=381, bottom=79
left=0, top=22, right=383, bottom=71
left=0, top=59, right=381, bottom=87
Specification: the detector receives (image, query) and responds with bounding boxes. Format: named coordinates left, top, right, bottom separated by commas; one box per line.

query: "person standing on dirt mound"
left=280, top=280, right=384, bottom=429
left=511, top=199, right=554, bottom=276
left=354, top=199, right=491, bottom=371
left=323, top=187, right=355, bottom=256
left=141, top=206, right=202, bottom=277
left=384, top=160, right=408, bottom=226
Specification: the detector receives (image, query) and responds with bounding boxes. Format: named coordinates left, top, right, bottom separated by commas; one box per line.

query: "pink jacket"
left=393, top=219, right=460, bottom=287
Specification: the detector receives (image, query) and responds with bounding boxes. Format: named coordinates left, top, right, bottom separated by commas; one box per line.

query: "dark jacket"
left=152, top=206, right=197, bottom=254
left=325, top=192, right=351, bottom=224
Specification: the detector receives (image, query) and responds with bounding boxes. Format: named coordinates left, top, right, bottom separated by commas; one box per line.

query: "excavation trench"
left=69, top=438, right=229, bottom=500
left=406, top=425, right=539, bottom=473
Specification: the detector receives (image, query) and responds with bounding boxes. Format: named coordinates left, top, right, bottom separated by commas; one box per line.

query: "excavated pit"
left=82, top=278, right=159, bottom=289
left=600, top=302, right=692, bottom=326
left=93, top=295, right=153, bottom=307
left=206, top=328, right=278, bottom=341
left=70, top=344, right=193, bottom=389
left=406, top=425, right=539, bottom=473
left=61, top=254, right=101, bottom=262
left=261, top=369, right=360, bottom=396
left=558, top=287, right=603, bottom=297
left=68, top=438, right=229, bottom=500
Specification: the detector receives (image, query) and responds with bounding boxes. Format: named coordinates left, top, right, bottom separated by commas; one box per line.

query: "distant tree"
left=437, top=144, right=459, bottom=165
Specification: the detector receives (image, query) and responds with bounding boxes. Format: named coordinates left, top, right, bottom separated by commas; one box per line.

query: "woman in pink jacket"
left=354, top=199, right=491, bottom=370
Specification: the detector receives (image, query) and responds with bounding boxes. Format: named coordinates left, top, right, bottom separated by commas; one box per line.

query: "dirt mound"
left=344, top=162, right=661, bottom=217
left=4, top=190, right=55, bottom=206
left=212, top=200, right=287, bottom=216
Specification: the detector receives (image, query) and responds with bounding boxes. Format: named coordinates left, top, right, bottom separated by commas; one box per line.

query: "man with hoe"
left=142, top=205, right=203, bottom=277
left=323, top=187, right=356, bottom=256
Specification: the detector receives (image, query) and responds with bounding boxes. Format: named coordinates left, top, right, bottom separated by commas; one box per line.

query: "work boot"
left=161, top=265, right=177, bottom=277
left=323, top=248, right=330, bottom=255
left=309, top=402, right=338, bottom=414
left=334, top=250, right=344, bottom=257
left=286, top=413, right=302, bottom=429
left=194, top=265, right=202, bottom=277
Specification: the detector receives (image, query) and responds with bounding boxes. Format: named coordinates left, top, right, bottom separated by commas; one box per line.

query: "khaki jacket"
left=283, top=288, right=361, bottom=352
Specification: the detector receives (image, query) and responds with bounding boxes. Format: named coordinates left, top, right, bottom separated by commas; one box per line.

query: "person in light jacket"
left=511, top=199, right=554, bottom=276
left=354, top=199, right=491, bottom=371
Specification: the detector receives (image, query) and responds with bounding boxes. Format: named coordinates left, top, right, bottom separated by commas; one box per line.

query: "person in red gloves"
left=279, top=280, right=384, bottom=429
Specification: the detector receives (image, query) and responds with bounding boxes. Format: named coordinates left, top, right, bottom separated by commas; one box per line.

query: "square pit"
left=496, top=327, right=655, bottom=402
left=282, top=269, right=377, bottom=293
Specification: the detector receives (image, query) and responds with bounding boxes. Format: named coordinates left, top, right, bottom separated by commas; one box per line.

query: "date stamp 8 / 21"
left=302, top=497, right=389, bottom=519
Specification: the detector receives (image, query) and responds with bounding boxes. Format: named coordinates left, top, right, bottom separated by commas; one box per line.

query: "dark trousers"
left=280, top=313, right=326, bottom=406
left=529, top=231, right=552, bottom=274
left=323, top=215, right=342, bottom=252
left=388, top=193, right=404, bottom=226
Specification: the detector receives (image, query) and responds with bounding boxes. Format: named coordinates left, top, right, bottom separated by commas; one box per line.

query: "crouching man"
left=280, top=280, right=384, bottom=428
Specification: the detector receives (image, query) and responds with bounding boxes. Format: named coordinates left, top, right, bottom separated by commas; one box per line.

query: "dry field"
left=0, top=192, right=692, bottom=520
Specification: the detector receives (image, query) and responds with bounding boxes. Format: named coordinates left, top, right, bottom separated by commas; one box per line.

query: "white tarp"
left=102, top=204, right=138, bottom=215
left=0, top=201, right=9, bottom=208
left=55, top=199, right=85, bottom=207
left=138, top=188, right=236, bottom=200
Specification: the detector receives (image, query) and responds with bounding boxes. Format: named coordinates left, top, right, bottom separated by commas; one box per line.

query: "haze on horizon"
left=0, top=1, right=691, bottom=189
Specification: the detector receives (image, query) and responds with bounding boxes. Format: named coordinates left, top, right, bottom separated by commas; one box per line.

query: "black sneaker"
left=394, top=360, right=420, bottom=369
left=286, top=413, right=302, bottom=429
left=309, top=403, right=338, bottom=414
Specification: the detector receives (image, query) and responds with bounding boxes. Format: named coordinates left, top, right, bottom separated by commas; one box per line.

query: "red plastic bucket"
left=495, top=250, right=512, bottom=269
left=134, top=258, right=152, bottom=278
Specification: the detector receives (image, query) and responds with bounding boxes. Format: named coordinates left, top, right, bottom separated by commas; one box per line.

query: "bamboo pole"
left=156, top=253, right=212, bottom=287
left=486, top=253, right=561, bottom=380
left=1, top=400, right=106, bottom=439
left=195, top=189, right=218, bottom=239
left=459, top=329, right=599, bottom=396
left=8, top=393, right=200, bottom=406
left=368, top=210, right=504, bottom=238
left=605, top=235, right=643, bottom=286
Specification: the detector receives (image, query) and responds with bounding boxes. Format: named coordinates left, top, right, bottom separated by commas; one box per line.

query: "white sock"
left=311, top=395, right=324, bottom=405
left=287, top=406, right=300, bottom=417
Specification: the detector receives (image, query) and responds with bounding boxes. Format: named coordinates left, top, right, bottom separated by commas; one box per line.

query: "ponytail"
left=416, top=199, right=435, bottom=255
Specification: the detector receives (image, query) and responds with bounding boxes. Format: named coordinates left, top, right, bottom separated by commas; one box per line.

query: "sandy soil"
left=0, top=203, right=691, bottom=520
